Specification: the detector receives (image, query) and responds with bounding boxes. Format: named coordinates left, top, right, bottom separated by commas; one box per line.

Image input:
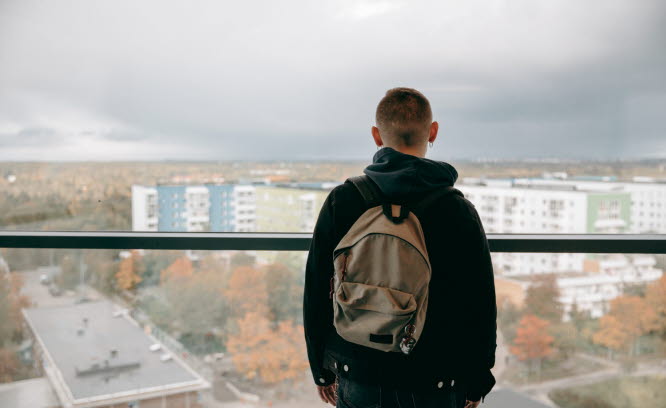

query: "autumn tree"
left=0, top=348, right=21, bottom=383
left=115, top=250, right=143, bottom=291
left=511, top=314, right=554, bottom=378
left=593, top=315, right=629, bottom=359
left=524, top=274, right=562, bottom=322
left=593, top=296, right=658, bottom=356
left=223, top=266, right=269, bottom=319
left=0, top=273, right=31, bottom=347
left=160, top=256, right=194, bottom=283
left=226, top=311, right=309, bottom=384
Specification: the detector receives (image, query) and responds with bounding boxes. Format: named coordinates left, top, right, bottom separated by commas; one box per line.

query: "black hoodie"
left=303, top=147, right=497, bottom=401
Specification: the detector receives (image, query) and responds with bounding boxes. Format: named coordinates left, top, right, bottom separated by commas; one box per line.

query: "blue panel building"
left=157, top=185, right=188, bottom=231
left=207, top=184, right=236, bottom=232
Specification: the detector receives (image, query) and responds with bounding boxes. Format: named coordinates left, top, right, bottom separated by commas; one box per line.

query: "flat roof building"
left=23, top=300, right=209, bottom=408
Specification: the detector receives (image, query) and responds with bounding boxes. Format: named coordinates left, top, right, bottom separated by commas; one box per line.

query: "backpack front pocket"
left=333, top=281, right=417, bottom=352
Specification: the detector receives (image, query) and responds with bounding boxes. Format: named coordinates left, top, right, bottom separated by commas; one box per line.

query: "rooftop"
left=0, top=377, right=60, bottom=408
left=23, top=300, right=208, bottom=405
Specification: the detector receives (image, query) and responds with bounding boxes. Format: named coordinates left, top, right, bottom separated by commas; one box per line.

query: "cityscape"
left=2, top=1, right=665, bottom=407
left=0, top=159, right=664, bottom=408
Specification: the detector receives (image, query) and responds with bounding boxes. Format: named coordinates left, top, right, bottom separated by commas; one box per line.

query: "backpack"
left=331, top=175, right=462, bottom=355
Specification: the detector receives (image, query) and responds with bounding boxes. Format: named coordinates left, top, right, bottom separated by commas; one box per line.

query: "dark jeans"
left=335, top=376, right=465, bottom=408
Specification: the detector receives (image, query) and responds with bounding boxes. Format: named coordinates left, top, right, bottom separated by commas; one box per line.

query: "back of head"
left=375, top=87, right=433, bottom=148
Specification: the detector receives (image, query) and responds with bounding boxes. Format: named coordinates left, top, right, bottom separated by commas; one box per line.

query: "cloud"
left=0, top=0, right=664, bottom=161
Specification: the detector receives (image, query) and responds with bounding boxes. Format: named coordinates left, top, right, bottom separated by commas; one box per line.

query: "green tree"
left=525, top=274, right=562, bottom=322
left=264, top=263, right=302, bottom=323
left=550, top=322, right=578, bottom=359
left=162, top=269, right=228, bottom=354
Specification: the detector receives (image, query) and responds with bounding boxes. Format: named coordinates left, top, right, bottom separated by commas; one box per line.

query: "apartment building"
left=254, top=183, right=334, bottom=232
left=510, top=176, right=666, bottom=233
left=23, top=301, right=209, bottom=408
left=131, top=184, right=255, bottom=232
left=558, top=254, right=662, bottom=318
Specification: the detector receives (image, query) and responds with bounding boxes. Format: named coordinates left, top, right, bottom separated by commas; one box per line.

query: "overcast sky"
left=0, top=0, right=664, bottom=161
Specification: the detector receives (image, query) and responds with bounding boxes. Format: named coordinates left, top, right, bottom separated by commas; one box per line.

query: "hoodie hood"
left=363, top=147, right=458, bottom=197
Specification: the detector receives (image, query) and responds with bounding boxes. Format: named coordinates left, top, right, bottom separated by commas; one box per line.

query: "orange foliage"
left=593, top=315, right=630, bottom=352
left=593, top=295, right=658, bottom=352
left=115, top=251, right=143, bottom=291
left=646, top=274, right=666, bottom=332
left=0, top=348, right=20, bottom=383
left=160, top=256, right=194, bottom=283
left=226, top=311, right=309, bottom=384
left=510, top=314, right=554, bottom=361
left=223, top=266, right=269, bottom=318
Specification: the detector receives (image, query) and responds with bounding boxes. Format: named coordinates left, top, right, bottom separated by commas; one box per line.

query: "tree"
left=0, top=273, right=31, bottom=347
left=160, top=256, right=193, bottom=283
left=230, top=252, right=255, bottom=269
left=226, top=311, right=309, bottom=384
left=524, top=274, right=562, bottom=322
left=593, top=296, right=658, bottom=356
left=139, top=250, right=183, bottom=288
left=162, top=269, right=228, bottom=353
left=568, top=302, right=590, bottom=333
left=550, top=322, right=578, bottom=359
left=510, top=314, right=554, bottom=377
left=646, top=274, right=666, bottom=336
left=264, top=263, right=302, bottom=323
left=223, top=266, right=269, bottom=319
left=593, top=315, right=629, bottom=359
left=0, top=348, right=21, bottom=383
left=115, top=251, right=143, bottom=291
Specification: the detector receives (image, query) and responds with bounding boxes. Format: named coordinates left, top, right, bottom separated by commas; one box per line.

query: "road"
left=19, top=268, right=103, bottom=309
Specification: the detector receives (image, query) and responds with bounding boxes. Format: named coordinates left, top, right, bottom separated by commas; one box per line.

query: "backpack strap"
left=411, top=186, right=464, bottom=216
left=346, top=175, right=383, bottom=207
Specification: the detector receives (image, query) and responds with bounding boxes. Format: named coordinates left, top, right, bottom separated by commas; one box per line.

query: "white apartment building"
left=234, top=185, right=257, bottom=232
left=558, top=254, right=663, bottom=318
left=511, top=176, right=666, bottom=233
left=131, top=185, right=158, bottom=231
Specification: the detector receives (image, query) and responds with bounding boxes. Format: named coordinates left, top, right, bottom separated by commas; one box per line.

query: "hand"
left=465, top=400, right=480, bottom=408
left=317, top=383, right=337, bottom=406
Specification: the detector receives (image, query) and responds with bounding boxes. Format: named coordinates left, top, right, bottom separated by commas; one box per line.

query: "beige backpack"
left=331, top=176, right=461, bottom=355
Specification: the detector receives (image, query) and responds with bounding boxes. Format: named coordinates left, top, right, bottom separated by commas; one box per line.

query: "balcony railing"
left=1, top=232, right=665, bottom=253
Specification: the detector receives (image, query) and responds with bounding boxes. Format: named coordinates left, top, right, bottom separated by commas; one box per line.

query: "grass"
left=549, top=376, right=666, bottom=408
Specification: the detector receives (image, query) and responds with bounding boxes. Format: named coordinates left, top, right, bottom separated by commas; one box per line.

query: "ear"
left=371, top=126, right=383, bottom=147
left=428, top=121, right=439, bottom=143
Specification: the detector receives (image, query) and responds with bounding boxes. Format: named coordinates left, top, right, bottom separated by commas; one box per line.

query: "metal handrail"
left=1, top=231, right=665, bottom=253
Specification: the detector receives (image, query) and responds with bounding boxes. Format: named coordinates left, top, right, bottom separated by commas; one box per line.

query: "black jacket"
left=303, top=147, right=497, bottom=401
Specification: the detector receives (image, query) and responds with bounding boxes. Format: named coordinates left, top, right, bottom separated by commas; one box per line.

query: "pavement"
left=19, top=269, right=103, bottom=309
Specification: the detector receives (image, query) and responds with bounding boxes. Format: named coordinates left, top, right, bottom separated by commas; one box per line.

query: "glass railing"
left=0, top=235, right=664, bottom=408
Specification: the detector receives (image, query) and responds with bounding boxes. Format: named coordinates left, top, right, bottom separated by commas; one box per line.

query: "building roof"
left=0, top=377, right=60, bottom=408
left=23, top=300, right=208, bottom=406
